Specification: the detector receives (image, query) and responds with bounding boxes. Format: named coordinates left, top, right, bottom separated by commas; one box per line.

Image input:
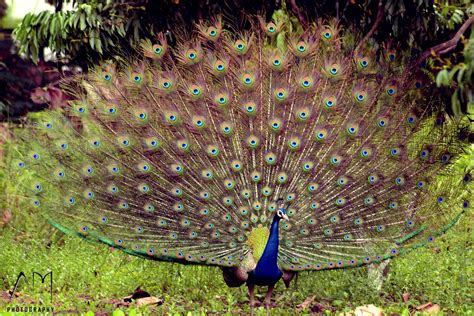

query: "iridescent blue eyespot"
left=407, top=116, right=415, bottom=124
left=437, top=196, right=444, bottom=203
left=17, top=161, right=25, bottom=168
left=330, top=68, right=337, bottom=75
left=104, top=74, right=111, bottom=81
left=33, top=183, right=42, bottom=192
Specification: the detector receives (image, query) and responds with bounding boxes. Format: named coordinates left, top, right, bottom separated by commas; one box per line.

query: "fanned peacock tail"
left=11, top=15, right=471, bottom=272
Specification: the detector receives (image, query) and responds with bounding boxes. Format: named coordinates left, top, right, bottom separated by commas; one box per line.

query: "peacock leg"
left=263, top=285, right=274, bottom=308
left=248, top=283, right=255, bottom=307
left=248, top=283, right=255, bottom=315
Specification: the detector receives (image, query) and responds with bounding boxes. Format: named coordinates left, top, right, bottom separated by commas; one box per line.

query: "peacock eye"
left=154, top=47, right=162, bottom=54
left=104, top=74, right=111, bottom=81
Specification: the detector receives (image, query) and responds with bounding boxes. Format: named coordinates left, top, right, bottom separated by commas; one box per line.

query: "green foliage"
left=435, top=0, right=474, bottom=30
left=12, top=1, right=144, bottom=64
left=436, top=29, right=474, bottom=118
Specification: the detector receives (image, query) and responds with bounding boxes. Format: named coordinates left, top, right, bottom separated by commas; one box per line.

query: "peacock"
left=11, top=14, right=472, bottom=310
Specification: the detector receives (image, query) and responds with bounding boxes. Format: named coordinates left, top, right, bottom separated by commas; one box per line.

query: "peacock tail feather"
left=11, top=15, right=472, bottom=272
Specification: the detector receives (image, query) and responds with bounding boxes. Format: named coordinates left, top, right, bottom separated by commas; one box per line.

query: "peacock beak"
left=282, top=214, right=289, bottom=221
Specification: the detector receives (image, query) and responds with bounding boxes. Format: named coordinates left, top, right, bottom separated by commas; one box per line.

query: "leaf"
left=436, top=69, right=449, bottom=87
left=50, top=15, right=57, bottom=37
left=451, top=92, right=462, bottom=117
left=96, top=37, right=103, bottom=54
left=80, top=13, right=86, bottom=31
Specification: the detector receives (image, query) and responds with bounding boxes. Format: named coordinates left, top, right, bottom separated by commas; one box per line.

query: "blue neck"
left=256, top=214, right=281, bottom=269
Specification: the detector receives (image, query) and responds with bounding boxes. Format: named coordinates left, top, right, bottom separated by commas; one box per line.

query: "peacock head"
left=276, top=208, right=289, bottom=221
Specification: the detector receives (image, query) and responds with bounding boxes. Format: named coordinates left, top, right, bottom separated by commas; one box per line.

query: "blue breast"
left=247, top=214, right=283, bottom=286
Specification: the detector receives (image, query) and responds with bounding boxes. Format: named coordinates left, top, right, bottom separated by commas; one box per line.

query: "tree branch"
left=414, top=15, right=474, bottom=67
left=354, top=0, right=384, bottom=55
